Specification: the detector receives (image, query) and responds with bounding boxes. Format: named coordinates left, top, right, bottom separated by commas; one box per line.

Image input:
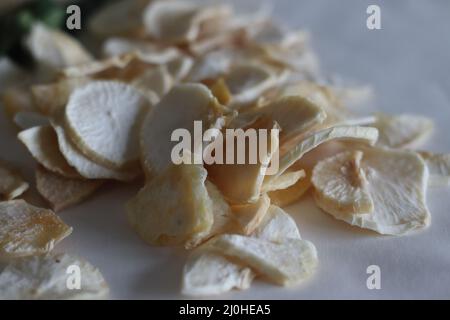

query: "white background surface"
left=1, top=0, right=450, bottom=299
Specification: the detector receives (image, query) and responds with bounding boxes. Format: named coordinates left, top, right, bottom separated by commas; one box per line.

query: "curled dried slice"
left=166, top=56, right=194, bottom=82
left=0, top=253, right=109, bottom=299
left=25, top=24, right=92, bottom=70
left=64, top=81, right=150, bottom=169
left=225, top=63, right=288, bottom=107
left=31, top=77, right=91, bottom=116
left=181, top=249, right=254, bottom=297
left=207, top=120, right=280, bottom=204
left=268, top=170, right=312, bottom=207
left=0, top=161, right=29, bottom=200
left=36, top=166, right=103, bottom=212
left=140, top=83, right=223, bottom=176
left=143, top=1, right=230, bottom=44
left=418, top=151, right=450, bottom=187
left=18, top=126, right=80, bottom=179
left=374, top=113, right=434, bottom=149
left=62, top=53, right=135, bottom=78
left=252, top=205, right=301, bottom=242
left=231, top=193, right=271, bottom=235
left=13, top=112, right=49, bottom=130
left=261, top=170, right=305, bottom=193
left=51, top=119, right=139, bottom=181
left=312, top=150, right=374, bottom=216
left=210, top=235, right=317, bottom=286
left=234, top=96, right=326, bottom=144
left=0, top=200, right=72, bottom=259
left=267, top=126, right=379, bottom=183
left=187, top=49, right=233, bottom=82
left=314, top=147, right=431, bottom=235
left=126, top=163, right=213, bottom=247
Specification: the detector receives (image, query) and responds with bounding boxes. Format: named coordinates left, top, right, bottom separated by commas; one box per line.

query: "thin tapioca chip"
left=36, top=166, right=103, bottom=212
left=312, top=146, right=431, bottom=235
left=51, top=119, right=139, bottom=182
left=0, top=200, right=72, bottom=259
left=418, top=151, right=450, bottom=187
left=0, top=253, right=109, bottom=299
left=18, top=126, right=80, bottom=179
left=0, top=161, right=29, bottom=200
left=64, top=81, right=151, bottom=169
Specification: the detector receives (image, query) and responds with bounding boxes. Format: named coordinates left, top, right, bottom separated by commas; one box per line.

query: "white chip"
left=64, top=81, right=150, bottom=169
left=0, top=253, right=109, bottom=299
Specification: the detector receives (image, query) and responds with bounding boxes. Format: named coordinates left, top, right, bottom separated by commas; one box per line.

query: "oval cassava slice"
left=51, top=119, right=139, bottom=181
left=0, top=161, right=29, bottom=200
left=418, top=151, right=450, bottom=187
left=0, top=253, right=109, bottom=300
left=36, top=166, right=103, bottom=212
left=18, top=126, right=80, bottom=179
left=64, top=81, right=150, bottom=169
left=312, top=146, right=431, bottom=235
left=312, top=150, right=374, bottom=217
left=0, top=200, right=72, bottom=259
left=126, top=163, right=214, bottom=248
left=140, top=83, right=224, bottom=177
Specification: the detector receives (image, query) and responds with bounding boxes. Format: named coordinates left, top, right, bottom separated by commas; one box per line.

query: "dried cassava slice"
left=64, top=81, right=150, bottom=169
left=267, top=126, right=379, bottom=183
left=0, top=200, right=72, bottom=259
left=166, top=55, right=194, bottom=82
left=140, top=83, right=223, bottom=176
left=210, top=234, right=318, bottom=286
left=18, top=126, right=80, bottom=179
left=36, top=166, right=103, bottom=212
left=374, top=113, right=434, bottom=149
left=131, top=65, right=173, bottom=98
left=207, top=120, right=280, bottom=204
left=313, top=147, right=431, bottom=235
left=231, top=193, right=271, bottom=235
left=262, top=170, right=305, bottom=193
left=252, top=205, right=301, bottom=242
left=126, top=163, right=213, bottom=247
left=181, top=249, right=254, bottom=297
left=25, top=24, right=92, bottom=70
left=0, top=161, right=29, bottom=200
left=268, top=170, right=312, bottom=207
left=312, top=150, right=374, bottom=216
left=51, top=119, right=139, bottom=181
left=225, top=63, right=288, bottom=107
left=143, top=1, right=230, bottom=44
left=0, top=253, right=109, bottom=299
left=418, top=151, right=450, bottom=187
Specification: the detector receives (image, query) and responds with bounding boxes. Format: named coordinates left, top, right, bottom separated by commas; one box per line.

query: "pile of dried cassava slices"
left=1, top=0, right=449, bottom=299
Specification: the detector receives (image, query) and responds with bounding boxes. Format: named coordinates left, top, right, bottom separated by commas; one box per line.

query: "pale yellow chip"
left=64, top=81, right=150, bottom=169
left=181, top=249, right=254, bottom=297
left=207, top=120, right=280, bottom=204
left=313, top=146, right=431, bottom=235
left=18, top=126, right=80, bottom=179
left=312, top=150, right=374, bottom=216
left=0, top=253, right=109, bottom=299
left=140, top=83, right=225, bottom=177
left=210, top=234, right=318, bottom=286
left=0, top=200, right=72, bottom=259
left=268, top=171, right=311, bottom=207
left=143, top=1, right=231, bottom=44
left=126, top=163, right=214, bottom=247
left=36, top=166, right=103, bottom=212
